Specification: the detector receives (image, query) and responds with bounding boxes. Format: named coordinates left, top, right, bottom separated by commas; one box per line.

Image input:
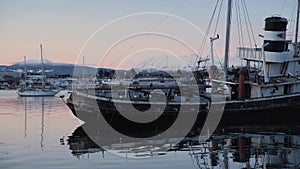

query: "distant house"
left=0, top=71, right=22, bottom=88
left=49, top=74, right=72, bottom=79
left=0, top=72, right=22, bottom=80
left=96, top=68, right=115, bottom=79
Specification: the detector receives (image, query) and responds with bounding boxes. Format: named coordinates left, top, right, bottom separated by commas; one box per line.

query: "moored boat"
left=18, top=44, right=59, bottom=97
left=65, top=0, right=300, bottom=127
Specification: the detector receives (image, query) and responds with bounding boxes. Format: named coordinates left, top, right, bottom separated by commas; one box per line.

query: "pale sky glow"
left=0, top=0, right=297, bottom=68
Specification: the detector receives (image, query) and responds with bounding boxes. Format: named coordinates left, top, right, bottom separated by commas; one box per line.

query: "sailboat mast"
left=24, top=56, right=27, bottom=80
left=295, top=0, right=300, bottom=56
left=40, top=44, right=45, bottom=89
left=83, top=56, right=85, bottom=79
left=224, top=0, right=232, bottom=75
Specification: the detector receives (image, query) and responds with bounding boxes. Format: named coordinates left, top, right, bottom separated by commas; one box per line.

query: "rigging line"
left=242, top=0, right=257, bottom=47
left=237, top=0, right=245, bottom=48
left=194, top=0, right=221, bottom=67
left=212, top=0, right=224, bottom=68
left=169, top=0, right=188, bottom=14
left=234, top=0, right=240, bottom=47
left=288, top=0, right=297, bottom=40
left=41, top=45, right=54, bottom=75
left=108, top=0, right=188, bottom=67
left=279, top=0, right=287, bottom=15
left=41, top=45, right=47, bottom=63
left=41, top=45, right=49, bottom=66
left=235, top=0, right=242, bottom=48
left=197, top=0, right=220, bottom=56
left=241, top=0, right=253, bottom=48
left=238, top=1, right=245, bottom=47
left=213, top=0, right=224, bottom=36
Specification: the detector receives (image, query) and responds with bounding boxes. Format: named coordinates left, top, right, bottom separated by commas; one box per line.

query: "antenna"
left=295, top=0, right=300, bottom=57
left=210, top=34, right=219, bottom=65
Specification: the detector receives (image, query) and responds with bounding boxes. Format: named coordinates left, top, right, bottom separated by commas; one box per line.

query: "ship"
left=65, top=0, right=300, bottom=128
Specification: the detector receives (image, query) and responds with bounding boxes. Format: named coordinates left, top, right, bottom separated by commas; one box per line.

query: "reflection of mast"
left=223, top=146, right=229, bottom=169
left=41, top=97, right=45, bottom=150
left=24, top=97, right=27, bottom=138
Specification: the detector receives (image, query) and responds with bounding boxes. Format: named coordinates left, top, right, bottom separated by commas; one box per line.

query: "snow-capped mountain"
left=135, top=55, right=203, bottom=71
left=134, top=54, right=242, bottom=71
left=7, top=59, right=96, bottom=76
left=13, top=59, right=53, bottom=65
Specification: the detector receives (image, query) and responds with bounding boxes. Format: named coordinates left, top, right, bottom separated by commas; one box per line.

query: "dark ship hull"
left=67, top=92, right=210, bottom=134
left=221, top=94, right=300, bottom=125
left=66, top=92, right=300, bottom=129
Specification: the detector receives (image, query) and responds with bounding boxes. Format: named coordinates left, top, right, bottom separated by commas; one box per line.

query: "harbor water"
left=1, top=90, right=300, bottom=169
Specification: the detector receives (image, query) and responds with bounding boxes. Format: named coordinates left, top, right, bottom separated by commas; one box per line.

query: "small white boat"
left=18, top=89, right=59, bottom=97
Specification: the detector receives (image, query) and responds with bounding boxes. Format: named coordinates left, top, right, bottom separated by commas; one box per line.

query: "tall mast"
left=24, top=56, right=27, bottom=80
left=224, top=0, right=232, bottom=75
left=295, top=0, right=300, bottom=56
left=83, top=56, right=85, bottom=79
left=23, top=56, right=27, bottom=90
left=40, top=44, right=45, bottom=89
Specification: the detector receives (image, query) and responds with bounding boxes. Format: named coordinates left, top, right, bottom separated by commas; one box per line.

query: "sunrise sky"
left=0, top=0, right=297, bottom=69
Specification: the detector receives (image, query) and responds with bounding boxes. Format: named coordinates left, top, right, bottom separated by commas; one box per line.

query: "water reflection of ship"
left=66, top=125, right=105, bottom=158
left=66, top=124, right=300, bottom=168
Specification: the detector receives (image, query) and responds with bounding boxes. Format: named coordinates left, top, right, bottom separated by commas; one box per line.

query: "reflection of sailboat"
left=18, top=44, right=59, bottom=97
left=23, top=97, right=27, bottom=138
left=21, top=97, right=46, bottom=150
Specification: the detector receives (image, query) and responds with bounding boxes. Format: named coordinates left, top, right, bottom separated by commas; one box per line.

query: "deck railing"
left=237, top=47, right=262, bottom=61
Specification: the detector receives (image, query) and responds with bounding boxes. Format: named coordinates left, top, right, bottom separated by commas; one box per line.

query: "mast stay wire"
left=213, top=0, right=224, bottom=68
left=235, top=0, right=258, bottom=50
left=194, top=0, right=222, bottom=68
left=213, top=0, right=224, bottom=37
left=242, top=0, right=257, bottom=48
left=207, top=0, right=224, bottom=68
left=108, top=0, right=188, bottom=67
left=194, top=0, right=258, bottom=69
left=235, top=0, right=243, bottom=49
left=288, top=1, right=297, bottom=40
left=279, top=0, right=287, bottom=15
left=241, top=0, right=254, bottom=48
left=40, top=45, right=55, bottom=75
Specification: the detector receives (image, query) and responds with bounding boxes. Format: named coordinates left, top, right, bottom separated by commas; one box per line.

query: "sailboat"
left=65, top=0, right=300, bottom=125
left=18, top=44, right=59, bottom=97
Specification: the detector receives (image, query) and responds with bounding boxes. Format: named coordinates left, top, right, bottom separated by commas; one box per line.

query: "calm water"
left=1, top=90, right=300, bottom=169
